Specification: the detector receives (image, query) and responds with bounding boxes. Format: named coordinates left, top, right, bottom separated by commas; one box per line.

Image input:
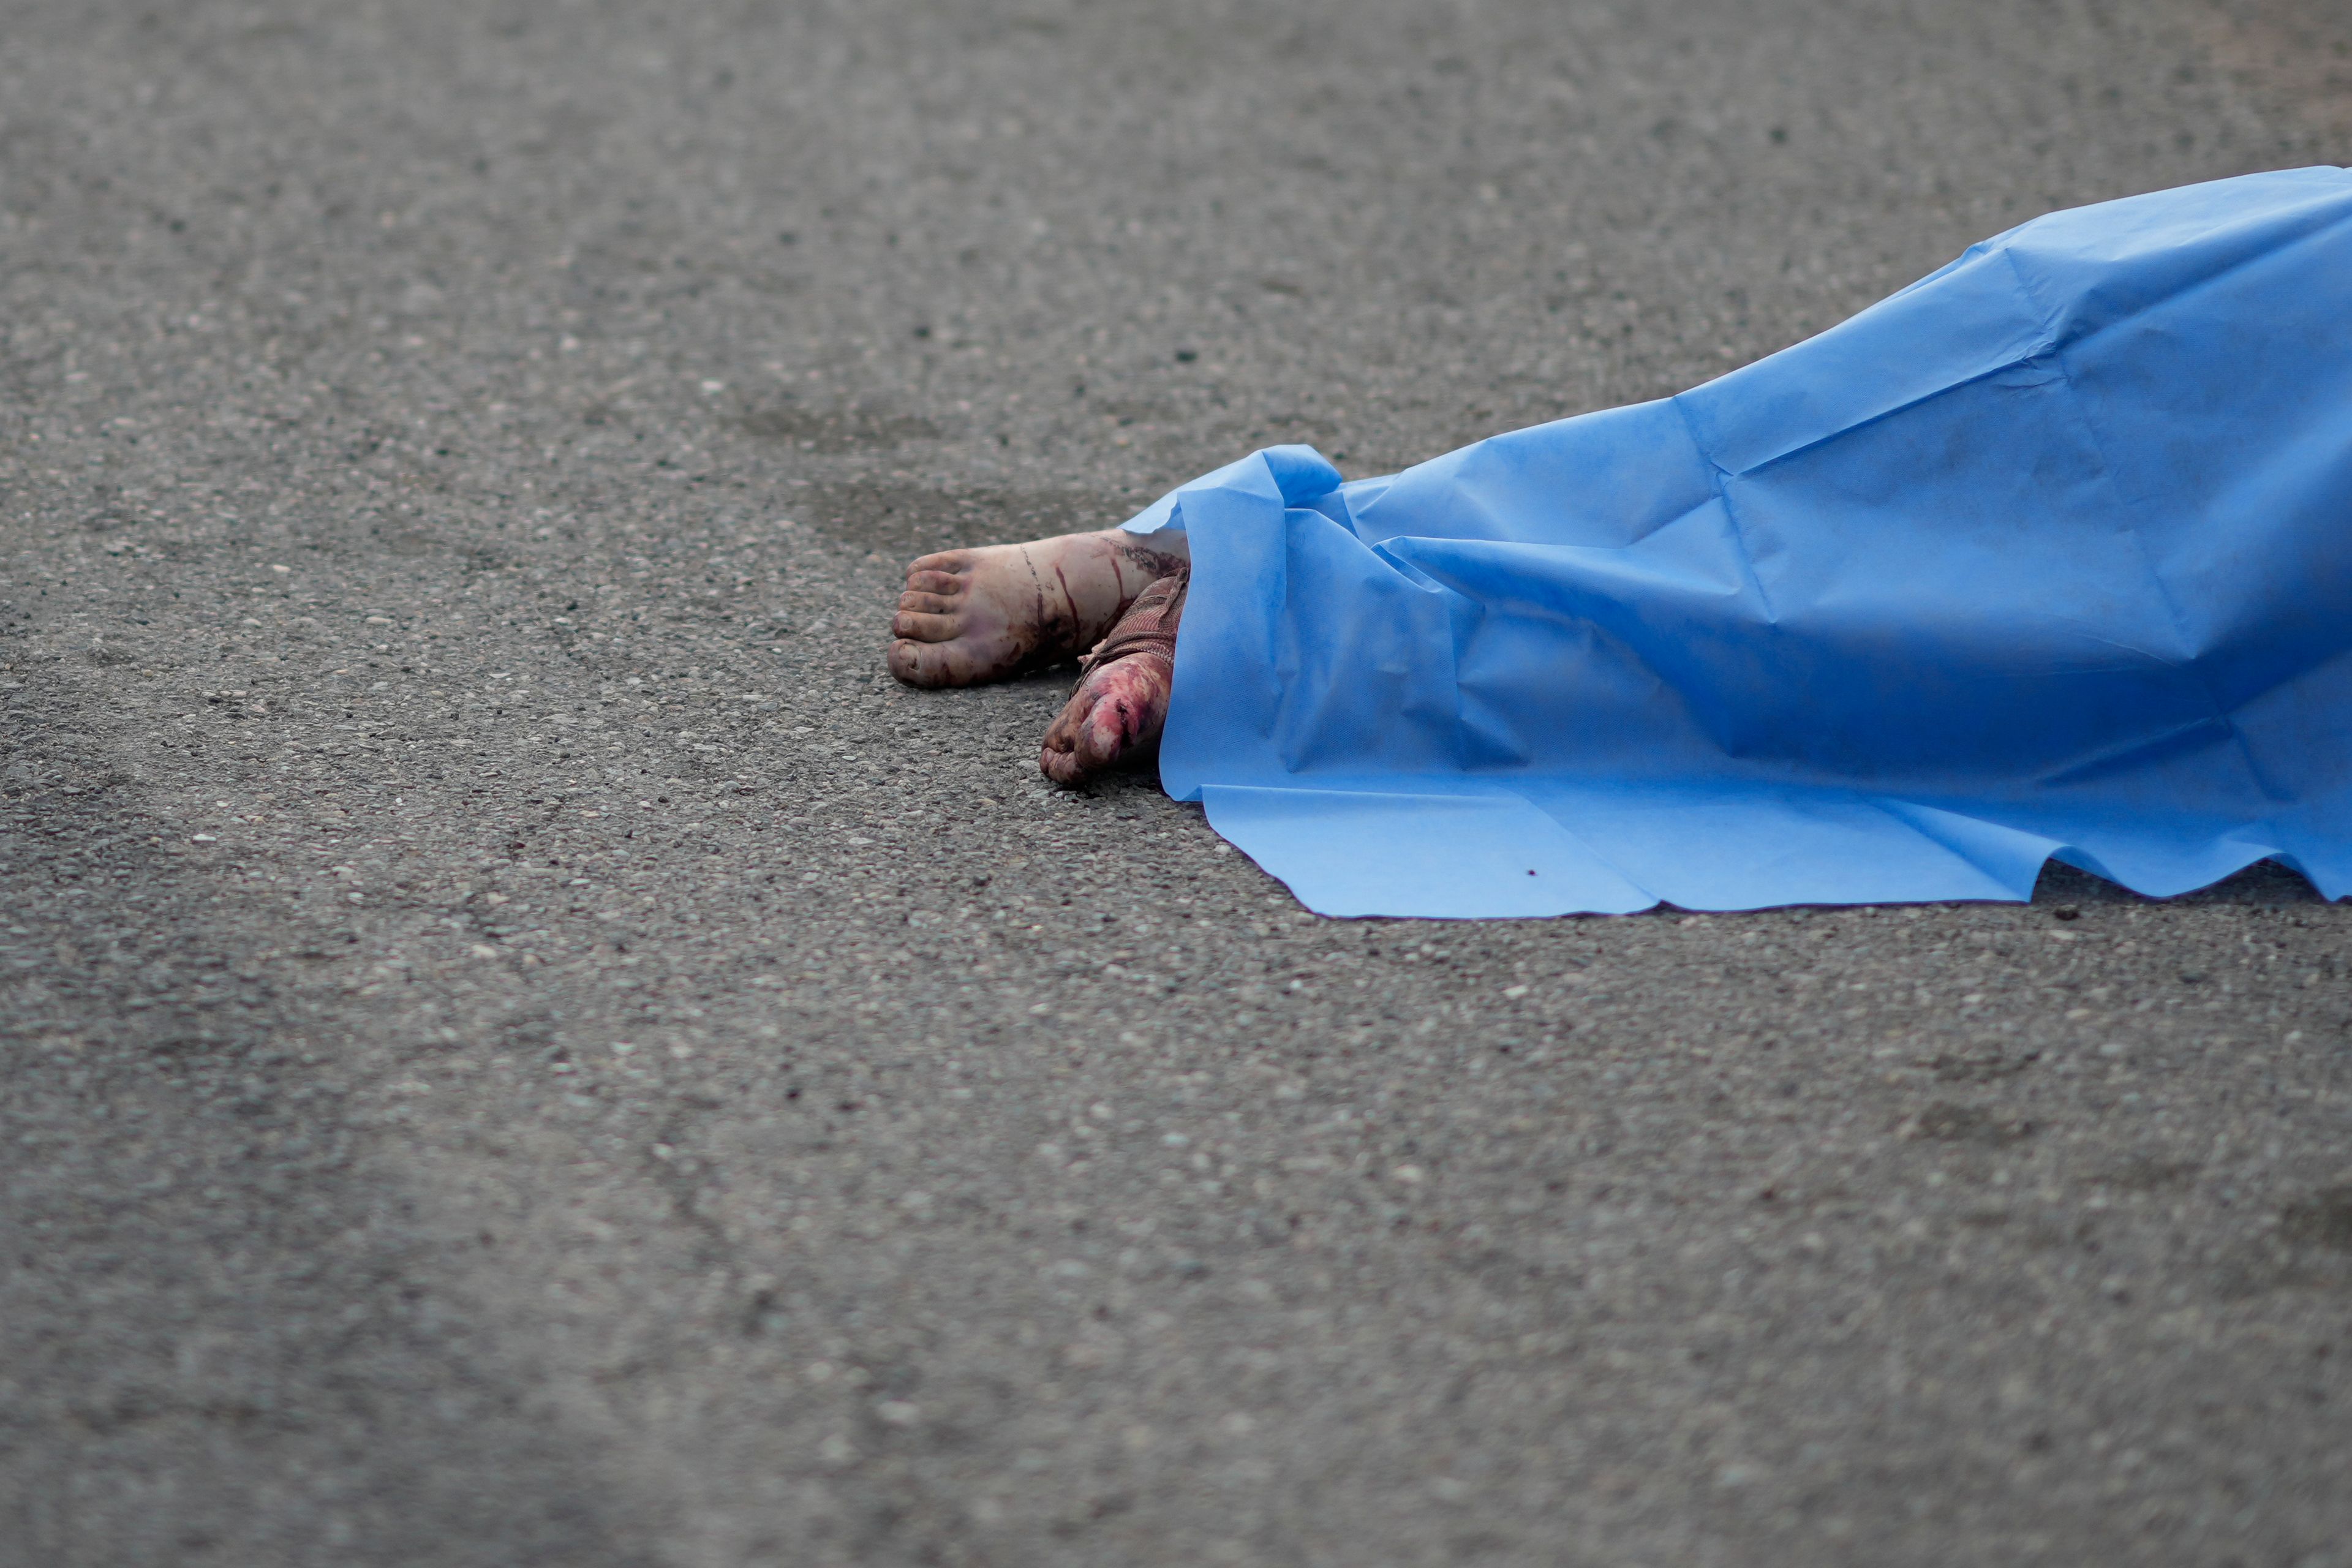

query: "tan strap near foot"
left=1077, top=566, right=1188, bottom=673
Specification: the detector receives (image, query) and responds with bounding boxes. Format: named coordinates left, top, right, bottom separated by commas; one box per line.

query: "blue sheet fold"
left=1126, top=168, right=2352, bottom=917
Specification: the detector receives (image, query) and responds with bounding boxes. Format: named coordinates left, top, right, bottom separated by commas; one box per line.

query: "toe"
left=1039, top=742, right=1086, bottom=786
left=903, top=568, right=965, bottom=595
left=887, top=639, right=930, bottom=685
left=1039, top=693, right=1095, bottom=781
left=892, top=609, right=962, bottom=641
left=889, top=638, right=970, bottom=688
left=1039, top=731, right=1097, bottom=785
left=895, top=590, right=959, bottom=616
left=905, top=549, right=969, bottom=570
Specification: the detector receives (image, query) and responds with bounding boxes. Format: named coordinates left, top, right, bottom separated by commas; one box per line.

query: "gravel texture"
left=2, top=1, right=2349, bottom=1564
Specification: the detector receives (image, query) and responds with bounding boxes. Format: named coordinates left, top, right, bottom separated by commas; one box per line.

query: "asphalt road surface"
left=4, top=2, right=2350, bottom=1564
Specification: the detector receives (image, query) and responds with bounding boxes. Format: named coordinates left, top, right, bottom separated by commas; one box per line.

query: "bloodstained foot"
left=1039, top=566, right=1188, bottom=786
left=887, top=528, right=1186, bottom=688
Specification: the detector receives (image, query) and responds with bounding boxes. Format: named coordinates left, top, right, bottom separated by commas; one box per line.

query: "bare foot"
left=888, top=528, right=1187, bottom=688
left=1039, top=566, right=1187, bottom=785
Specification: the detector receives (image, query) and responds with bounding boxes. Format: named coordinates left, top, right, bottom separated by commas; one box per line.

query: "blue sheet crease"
left=1121, top=168, right=2352, bottom=918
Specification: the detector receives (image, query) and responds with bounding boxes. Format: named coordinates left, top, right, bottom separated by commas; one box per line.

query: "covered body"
left=1123, top=168, right=2352, bottom=916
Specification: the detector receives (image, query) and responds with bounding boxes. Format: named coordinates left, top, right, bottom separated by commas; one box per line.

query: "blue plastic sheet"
left=1122, top=168, right=2352, bottom=918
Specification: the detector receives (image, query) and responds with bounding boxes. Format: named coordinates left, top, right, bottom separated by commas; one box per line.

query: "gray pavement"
left=3, top=1, right=2349, bottom=1563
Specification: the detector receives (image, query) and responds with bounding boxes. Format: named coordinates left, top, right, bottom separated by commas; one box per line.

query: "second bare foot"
left=1039, top=566, right=1187, bottom=785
